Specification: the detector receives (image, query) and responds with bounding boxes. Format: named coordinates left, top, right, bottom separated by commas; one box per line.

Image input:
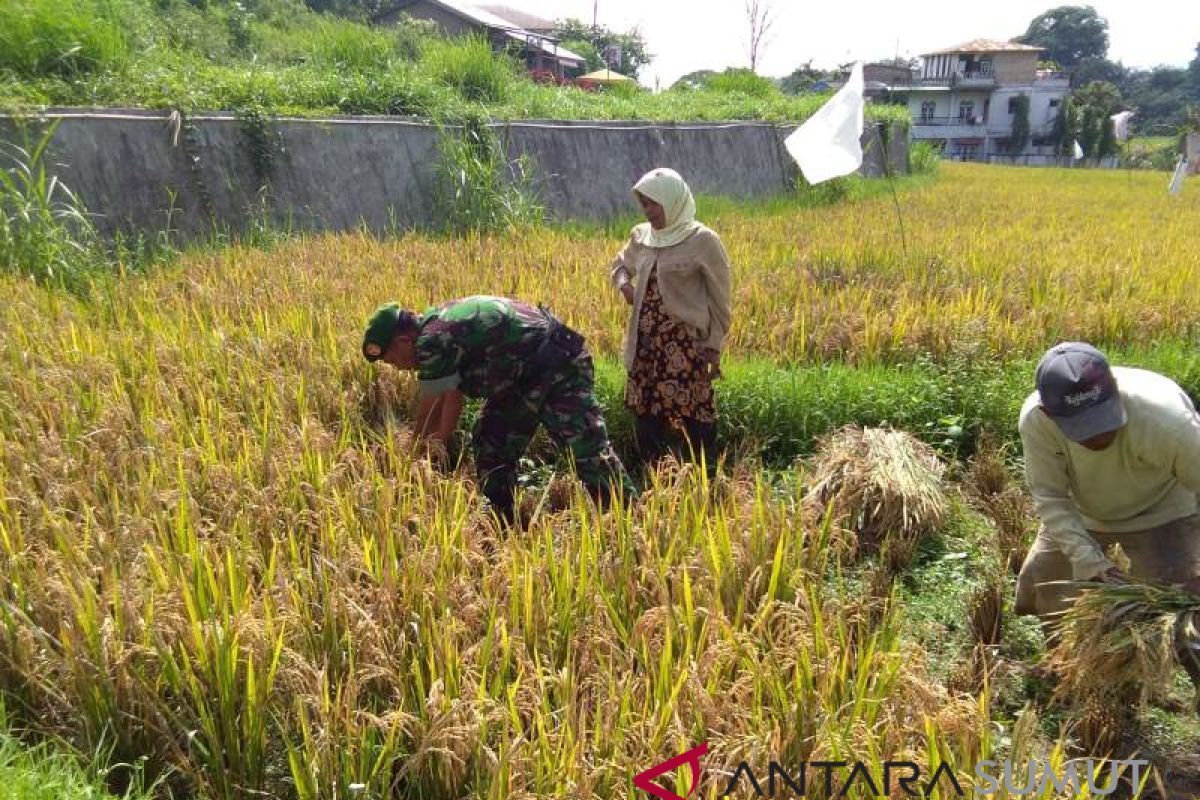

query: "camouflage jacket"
left=415, top=296, right=551, bottom=398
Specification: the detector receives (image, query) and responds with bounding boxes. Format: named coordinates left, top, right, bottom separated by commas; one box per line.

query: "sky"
left=507, top=0, right=1200, bottom=88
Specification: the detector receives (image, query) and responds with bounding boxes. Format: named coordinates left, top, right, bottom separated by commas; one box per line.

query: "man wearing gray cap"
left=1015, top=342, right=1200, bottom=622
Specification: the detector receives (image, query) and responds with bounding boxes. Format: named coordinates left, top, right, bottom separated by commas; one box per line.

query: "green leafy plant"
left=0, top=121, right=104, bottom=290
left=432, top=119, right=543, bottom=234
left=421, top=35, right=516, bottom=104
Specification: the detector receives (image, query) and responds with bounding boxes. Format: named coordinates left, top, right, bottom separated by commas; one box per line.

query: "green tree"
left=552, top=18, right=651, bottom=78
left=1052, top=94, right=1079, bottom=154
left=1009, top=94, right=1030, bottom=152
left=1072, top=80, right=1121, bottom=158
left=560, top=39, right=603, bottom=72
left=1190, top=41, right=1200, bottom=93
left=1071, top=56, right=1126, bottom=87
left=671, top=69, right=717, bottom=91
left=1017, top=5, right=1109, bottom=68
left=778, top=60, right=835, bottom=94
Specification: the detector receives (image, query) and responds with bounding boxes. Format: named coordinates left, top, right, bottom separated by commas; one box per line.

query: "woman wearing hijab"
left=610, top=167, right=733, bottom=463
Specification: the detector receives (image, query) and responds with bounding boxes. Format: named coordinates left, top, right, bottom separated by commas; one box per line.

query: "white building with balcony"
left=902, top=39, right=1071, bottom=163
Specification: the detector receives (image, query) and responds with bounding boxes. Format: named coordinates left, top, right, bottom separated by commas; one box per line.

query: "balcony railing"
left=914, top=115, right=986, bottom=126
left=900, top=70, right=997, bottom=88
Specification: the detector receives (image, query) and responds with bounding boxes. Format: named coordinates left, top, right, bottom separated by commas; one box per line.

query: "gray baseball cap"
left=1035, top=342, right=1127, bottom=442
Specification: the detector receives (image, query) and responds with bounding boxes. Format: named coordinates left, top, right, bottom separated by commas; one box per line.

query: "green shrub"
left=909, top=141, right=942, bottom=175
left=0, top=0, right=129, bottom=78
left=0, top=123, right=106, bottom=291
left=0, top=702, right=157, bottom=800
left=285, top=16, right=400, bottom=70
left=421, top=35, right=516, bottom=104
left=432, top=119, right=543, bottom=234
left=703, top=68, right=779, bottom=98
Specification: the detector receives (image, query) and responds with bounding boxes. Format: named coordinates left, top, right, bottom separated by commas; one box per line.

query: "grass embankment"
left=0, top=0, right=909, bottom=126
left=1, top=163, right=1198, bottom=797
left=0, top=706, right=155, bottom=800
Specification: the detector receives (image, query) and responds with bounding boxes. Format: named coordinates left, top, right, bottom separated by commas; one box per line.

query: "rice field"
left=0, top=162, right=1198, bottom=799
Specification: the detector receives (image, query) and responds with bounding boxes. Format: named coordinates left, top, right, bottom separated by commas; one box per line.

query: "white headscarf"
left=631, top=168, right=703, bottom=249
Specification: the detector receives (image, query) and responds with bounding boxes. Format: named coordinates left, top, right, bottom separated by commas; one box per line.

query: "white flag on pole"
left=1072, top=140, right=1084, bottom=160
left=1110, top=111, right=1134, bottom=142
left=784, top=62, right=864, bottom=184
left=1169, top=157, right=1187, bottom=195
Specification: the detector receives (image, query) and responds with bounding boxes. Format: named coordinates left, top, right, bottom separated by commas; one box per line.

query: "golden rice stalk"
left=805, top=425, right=949, bottom=572
left=1048, top=582, right=1200, bottom=711
left=963, top=438, right=1035, bottom=573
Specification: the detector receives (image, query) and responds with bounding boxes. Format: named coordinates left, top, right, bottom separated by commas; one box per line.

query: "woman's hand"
left=700, top=348, right=722, bottom=379
left=620, top=283, right=635, bottom=306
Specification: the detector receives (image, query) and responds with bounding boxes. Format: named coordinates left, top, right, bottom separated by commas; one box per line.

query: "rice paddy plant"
left=1, top=162, right=1192, bottom=798
left=805, top=426, right=949, bottom=572
left=1049, top=582, right=1200, bottom=711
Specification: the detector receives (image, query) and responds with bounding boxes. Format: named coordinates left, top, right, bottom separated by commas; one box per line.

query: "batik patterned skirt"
left=624, top=268, right=717, bottom=426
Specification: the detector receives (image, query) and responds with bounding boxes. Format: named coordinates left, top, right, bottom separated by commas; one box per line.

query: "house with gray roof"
left=373, top=0, right=584, bottom=79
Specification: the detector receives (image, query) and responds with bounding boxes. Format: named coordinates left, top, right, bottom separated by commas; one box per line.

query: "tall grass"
left=0, top=703, right=157, bottom=800
left=0, top=0, right=129, bottom=79
left=702, top=68, right=779, bottom=97
left=432, top=120, right=545, bottom=234
left=0, top=123, right=104, bottom=290
left=421, top=35, right=518, bottom=105
left=0, top=0, right=911, bottom=126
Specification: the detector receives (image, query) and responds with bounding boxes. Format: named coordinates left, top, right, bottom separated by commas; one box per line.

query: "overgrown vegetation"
left=0, top=0, right=908, bottom=126
left=432, top=119, right=544, bottom=234
left=0, top=122, right=173, bottom=291
left=0, top=704, right=157, bottom=800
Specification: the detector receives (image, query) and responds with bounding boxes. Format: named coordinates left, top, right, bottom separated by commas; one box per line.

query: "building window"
left=1007, top=97, right=1019, bottom=113
left=1049, top=99, right=1060, bottom=108
left=920, top=101, right=936, bottom=122
left=954, top=142, right=980, bottom=160
left=958, top=101, right=976, bottom=122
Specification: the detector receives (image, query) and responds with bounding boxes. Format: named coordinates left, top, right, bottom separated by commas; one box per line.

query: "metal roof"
left=477, top=4, right=555, bottom=30
left=384, top=0, right=583, bottom=62
left=923, top=39, right=1044, bottom=56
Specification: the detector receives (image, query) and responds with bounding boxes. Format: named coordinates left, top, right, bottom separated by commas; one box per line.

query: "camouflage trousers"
left=473, top=351, right=634, bottom=519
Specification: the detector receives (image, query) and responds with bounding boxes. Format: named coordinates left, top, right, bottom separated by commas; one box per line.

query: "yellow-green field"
left=0, top=163, right=1198, bottom=799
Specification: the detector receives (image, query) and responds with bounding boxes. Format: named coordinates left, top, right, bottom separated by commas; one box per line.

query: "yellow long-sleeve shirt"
left=1019, top=367, right=1200, bottom=579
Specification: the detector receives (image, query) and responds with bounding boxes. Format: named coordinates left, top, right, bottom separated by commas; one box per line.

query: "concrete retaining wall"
left=0, top=109, right=908, bottom=240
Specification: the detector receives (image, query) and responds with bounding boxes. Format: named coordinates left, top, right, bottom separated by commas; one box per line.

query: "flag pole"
left=878, top=122, right=909, bottom=258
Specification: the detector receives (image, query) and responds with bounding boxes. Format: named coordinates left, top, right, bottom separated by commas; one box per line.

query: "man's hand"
left=1180, top=576, right=1200, bottom=596
left=620, top=283, right=635, bottom=306
left=1091, top=566, right=1132, bottom=585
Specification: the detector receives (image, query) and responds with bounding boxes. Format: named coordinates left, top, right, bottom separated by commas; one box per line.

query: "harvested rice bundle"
left=1049, top=582, right=1200, bottom=711
left=805, top=425, right=949, bottom=571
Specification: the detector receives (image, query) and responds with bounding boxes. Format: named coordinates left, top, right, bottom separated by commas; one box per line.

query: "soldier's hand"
left=620, top=283, right=635, bottom=306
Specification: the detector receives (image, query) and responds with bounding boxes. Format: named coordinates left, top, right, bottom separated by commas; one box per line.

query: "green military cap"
left=362, top=302, right=417, bottom=361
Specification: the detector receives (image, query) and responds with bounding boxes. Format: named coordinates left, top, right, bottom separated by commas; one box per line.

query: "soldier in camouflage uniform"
left=362, top=296, right=635, bottom=522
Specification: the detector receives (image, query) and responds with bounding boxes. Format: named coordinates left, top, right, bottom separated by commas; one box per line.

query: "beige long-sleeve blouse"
left=609, top=224, right=733, bottom=369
